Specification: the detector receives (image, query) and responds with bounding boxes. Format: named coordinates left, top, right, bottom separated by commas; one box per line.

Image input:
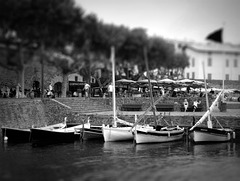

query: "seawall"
left=0, top=98, right=240, bottom=131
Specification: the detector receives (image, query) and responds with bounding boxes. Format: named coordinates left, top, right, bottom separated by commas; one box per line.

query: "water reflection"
left=0, top=139, right=240, bottom=181
left=188, top=142, right=237, bottom=157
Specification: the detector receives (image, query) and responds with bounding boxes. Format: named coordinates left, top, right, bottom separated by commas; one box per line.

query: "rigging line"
left=212, top=115, right=224, bottom=129
left=130, top=95, right=165, bottom=130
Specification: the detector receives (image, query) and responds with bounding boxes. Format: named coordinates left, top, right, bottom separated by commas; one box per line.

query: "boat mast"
left=202, top=61, right=212, bottom=128
left=111, top=46, right=117, bottom=127
left=143, top=47, right=157, bottom=127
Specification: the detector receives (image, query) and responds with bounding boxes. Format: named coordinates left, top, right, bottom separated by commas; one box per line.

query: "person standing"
left=84, top=83, right=90, bottom=98
left=193, top=100, right=201, bottom=112
left=108, top=83, right=113, bottom=97
left=16, top=83, right=21, bottom=98
left=49, top=83, right=54, bottom=98
left=183, top=99, right=189, bottom=112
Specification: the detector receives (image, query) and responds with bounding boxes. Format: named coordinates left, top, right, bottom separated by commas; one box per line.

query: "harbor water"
left=0, top=138, right=240, bottom=181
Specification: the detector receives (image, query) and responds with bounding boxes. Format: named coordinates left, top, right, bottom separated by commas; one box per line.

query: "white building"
left=177, top=42, right=240, bottom=81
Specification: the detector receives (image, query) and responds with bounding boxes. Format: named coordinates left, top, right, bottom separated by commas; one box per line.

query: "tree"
left=147, top=37, right=175, bottom=70
left=0, top=0, right=84, bottom=97
left=117, top=28, right=148, bottom=77
left=172, top=53, right=189, bottom=78
left=45, top=49, right=76, bottom=97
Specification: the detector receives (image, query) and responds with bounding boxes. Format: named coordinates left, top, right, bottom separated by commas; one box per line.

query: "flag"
left=206, top=28, right=223, bottom=43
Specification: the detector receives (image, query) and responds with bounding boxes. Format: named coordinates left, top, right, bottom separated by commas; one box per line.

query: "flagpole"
left=222, top=22, right=225, bottom=43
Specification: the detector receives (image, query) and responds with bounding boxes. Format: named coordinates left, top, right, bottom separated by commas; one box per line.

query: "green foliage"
left=0, top=0, right=189, bottom=82
left=148, top=37, right=175, bottom=69
left=0, top=0, right=83, bottom=48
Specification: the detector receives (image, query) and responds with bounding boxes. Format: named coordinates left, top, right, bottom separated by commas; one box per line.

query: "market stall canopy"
left=137, top=79, right=157, bottom=84
left=176, top=79, right=194, bottom=84
left=116, top=79, right=136, bottom=84
left=157, top=78, right=176, bottom=84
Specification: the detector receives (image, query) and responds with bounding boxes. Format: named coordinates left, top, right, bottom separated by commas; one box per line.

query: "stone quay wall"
left=0, top=98, right=240, bottom=131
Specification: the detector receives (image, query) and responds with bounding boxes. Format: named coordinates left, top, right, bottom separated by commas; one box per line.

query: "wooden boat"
left=81, top=125, right=103, bottom=140
left=1, top=127, right=31, bottom=142
left=30, top=122, right=89, bottom=145
left=189, top=126, right=233, bottom=143
left=102, top=118, right=134, bottom=142
left=102, top=47, right=134, bottom=142
left=188, top=64, right=235, bottom=143
left=132, top=48, right=184, bottom=144
left=78, top=116, right=104, bottom=140
left=134, top=125, right=184, bottom=144
left=1, top=121, right=66, bottom=143
left=188, top=91, right=235, bottom=143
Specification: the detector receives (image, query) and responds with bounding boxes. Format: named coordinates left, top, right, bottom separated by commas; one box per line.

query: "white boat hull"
left=134, top=127, right=184, bottom=144
left=102, top=125, right=133, bottom=142
left=189, top=127, right=232, bottom=143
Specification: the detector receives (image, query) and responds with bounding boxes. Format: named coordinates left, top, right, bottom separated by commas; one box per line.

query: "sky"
left=75, top=0, right=240, bottom=45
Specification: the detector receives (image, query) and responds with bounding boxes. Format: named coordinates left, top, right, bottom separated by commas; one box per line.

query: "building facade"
left=178, top=42, right=240, bottom=81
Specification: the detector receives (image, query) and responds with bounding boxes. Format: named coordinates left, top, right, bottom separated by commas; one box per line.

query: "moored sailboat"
left=134, top=123, right=184, bottom=144
left=188, top=63, right=235, bottom=143
left=188, top=90, right=235, bottom=143
left=30, top=118, right=89, bottom=145
left=132, top=47, right=184, bottom=144
left=102, top=46, right=134, bottom=142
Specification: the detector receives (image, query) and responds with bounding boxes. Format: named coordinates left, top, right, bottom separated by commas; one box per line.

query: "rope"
left=212, top=115, right=224, bottom=129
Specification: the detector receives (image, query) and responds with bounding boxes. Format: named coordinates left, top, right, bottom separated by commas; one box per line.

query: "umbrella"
left=176, top=79, right=194, bottom=84
left=116, top=79, right=136, bottom=84
left=137, top=79, right=157, bottom=84
left=157, top=79, right=176, bottom=84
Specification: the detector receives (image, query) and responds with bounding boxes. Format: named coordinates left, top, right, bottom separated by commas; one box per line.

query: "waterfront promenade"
left=88, top=106, right=240, bottom=117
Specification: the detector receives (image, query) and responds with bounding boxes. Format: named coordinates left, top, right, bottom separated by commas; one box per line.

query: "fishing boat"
left=1, top=127, right=32, bottom=142
left=1, top=120, right=67, bottom=143
left=134, top=125, right=184, bottom=144
left=188, top=90, right=235, bottom=143
left=188, top=63, right=235, bottom=143
left=30, top=120, right=89, bottom=145
left=102, top=47, right=134, bottom=142
left=81, top=119, right=103, bottom=140
left=132, top=47, right=185, bottom=144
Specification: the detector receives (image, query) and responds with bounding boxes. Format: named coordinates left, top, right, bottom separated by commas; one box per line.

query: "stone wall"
left=0, top=98, right=89, bottom=129
left=0, top=99, right=46, bottom=128
left=0, top=98, right=239, bottom=131
left=0, top=58, right=63, bottom=90
left=86, top=114, right=240, bottom=129
left=42, top=99, right=87, bottom=124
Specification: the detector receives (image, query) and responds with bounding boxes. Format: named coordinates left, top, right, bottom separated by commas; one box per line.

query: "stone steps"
left=55, top=98, right=112, bottom=113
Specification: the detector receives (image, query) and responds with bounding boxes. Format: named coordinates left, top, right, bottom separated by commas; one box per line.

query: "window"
left=186, top=73, right=190, bottom=79
left=226, top=59, right=229, bottom=67
left=234, top=59, right=238, bottom=67
left=225, top=74, right=229, bottom=80
left=207, top=73, right=212, bottom=80
left=208, top=58, right=212, bottom=66
left=192, top=72, right=195, bottom=79
left=75, top=76, right=78, bottom=82
left=192, top=58, right=195, bottom=67
left=91, top=77, right=95, bottom=83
